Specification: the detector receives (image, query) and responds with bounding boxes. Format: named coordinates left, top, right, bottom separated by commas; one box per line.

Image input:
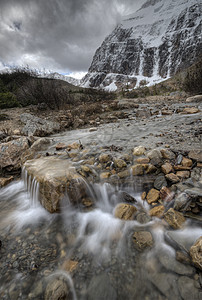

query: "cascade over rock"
left=24, top=157, right=88, bottom=213
left=81, top=0, right=202, bottom=90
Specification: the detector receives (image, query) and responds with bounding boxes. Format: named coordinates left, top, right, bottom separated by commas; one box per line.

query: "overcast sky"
left=0, top=0, right=143, bottom=77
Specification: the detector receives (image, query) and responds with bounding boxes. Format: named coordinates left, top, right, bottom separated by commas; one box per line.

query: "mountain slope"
left=81, top=0, right=202, bottom=91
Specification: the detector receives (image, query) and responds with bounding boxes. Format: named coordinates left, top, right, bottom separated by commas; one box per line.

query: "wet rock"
left=174, top=193, right=191, bottom=211
left=118, top=191, right=137, bottom=203
left=159, top=186, right=173, bottom=202
left=165, top=173, right=180, bottom=183
left=188, top=150, right=202, bottom=162
left=61, top=260, right=78, bottom=272
left=182, top=157, right=193, bottom=167
left=45, top=275, right=73, bottom=300
left=0, top=176, right=14, bottom=187
left=117, top=169, right=130, bottom=178
left=0, top=137, right=30, bottom=173
left=146, top=189, right=160, bottom=204
left=114, top=203, right=137, bottom=220
left=55, top=142, right=67, bottom=150
left=99, top=154, right=111, bottom=163
left=161, top=149, right=175, bottom=160
left=20, top=113, right=60, bottom=136
left=133, top=146, right=146, bottom=156
left=182, top=107, right=200, bottom=114
left=158, top=251, right=194, bottom=275
left=145, top=164, right=157, bottom=174
left=176, top=171, right=190, bottom=179
left=176, top=251, right=191, bottom=265
left=154, top=174, right=167, bottom=190
left=131, top=164, right=144, bottom=176
left=178, top=276, right=200, bottom=300
left=148, top=272, right=180, bottom=299
left=136, top=212, right=151, bottom=224
left=24, top=156, right=87, bottom=213
left=190, top=237, right=202, bottom=270
left=133, top=231, right=153, bottom=250
left=31, top=138, right=51, bottom=151
left=147, top=149, right=163, bottom=166
left=100, top=172, right=111, bottom=179
left=89, top=127, right=97, bottom=132
left=149, top=205, right=165, bottom=218
left=136, top=157, right=150, bottom=164
left=164, top=208, right=186, bottom=229
left=161, top=163, right=173, bottom=174
left=176, top=154, right=183, bottom=165
left=114, top=158, right=127, bottom=169
left=88, top=273, right=117, bottom=300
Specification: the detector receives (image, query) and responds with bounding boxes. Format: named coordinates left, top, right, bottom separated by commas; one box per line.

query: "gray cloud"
left=0, top=0, right=143, bottom=73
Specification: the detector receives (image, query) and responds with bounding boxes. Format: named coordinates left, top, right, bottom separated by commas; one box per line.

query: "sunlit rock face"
left=81, top=0, right=202, bottom=90
left=24, top=157, right=87, bottom=213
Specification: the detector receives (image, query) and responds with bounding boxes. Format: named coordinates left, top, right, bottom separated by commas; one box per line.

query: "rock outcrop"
left=81, top=0, right=202, bottom=90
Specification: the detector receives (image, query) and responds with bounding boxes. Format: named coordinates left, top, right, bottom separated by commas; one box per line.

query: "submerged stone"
left=133, top=231, right=153, bottom=250
left=24, top=157, right=87, bottom=213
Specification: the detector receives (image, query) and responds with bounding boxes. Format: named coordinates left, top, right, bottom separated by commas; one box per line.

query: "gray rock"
left=45, top=275, right=73, bottom=300
left=178, top=276, right=200, bottom=300
left=158, top=250, right=194, bottom=276
left=174, top=193, right=191, bottom=211
left=154, top=174, right=167, bottom=190
left=87, top=273, right=117, bottom=300
left=147, top=149, right=163, bottom=167
left=20, top=113, right=60, bottom=136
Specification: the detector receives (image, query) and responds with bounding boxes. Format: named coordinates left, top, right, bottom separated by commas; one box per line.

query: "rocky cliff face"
left=81, top=0, right=202, bottom=91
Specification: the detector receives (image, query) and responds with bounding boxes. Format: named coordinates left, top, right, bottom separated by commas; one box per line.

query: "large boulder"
left=0, top=137, right=30, bottom=174
left=24, top=156, right=88, bottom=213
left=20, top=113, right=60, bottom=136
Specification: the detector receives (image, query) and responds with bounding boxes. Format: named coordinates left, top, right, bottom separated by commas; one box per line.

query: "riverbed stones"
left=176, top=171, right=190, bottom=179
left=173, top=193, right=191, bottom=211
left=161, top=163, right=173, bottom=174
left=24, top=156, right=87, bottom=213
left=164, top=208, right=186, bottom=229
left=0, top=176, right=14, bottom=187
left=133, top=146, right=146, bottom=156
left=160, top=149, right=175, bottom=160
left=0, top=137, right=30, bottom=173
left=188, top=150, right=202, bottom=162
left=131, top=164, right=144, bottom=176
left=154, top=174, right=167, bottom=190
left=146, top=189, right=160, bottom=204
left=133, top=231, right=153, bottom=250
left=114, top=158, right=127, bottom=169
left=159, top=186, right=173, bottom=202
left=147, top=149, right=162, bottom=166
left=189, top=237, right=202, bottom=270
left=45, top=275, right=73, bottom=300
left=99, top=154, right=111, bottom=163
left=149, top=205, right=165, bottom=218
left=182, top=107, right=200, bottom=114
left=55, top=142, right=67, bottom=150
left=182, top=157, right=193, bottom=167
left=165, top=173, right=180, bottom=183
left=114, top=203, right=137, bottom=220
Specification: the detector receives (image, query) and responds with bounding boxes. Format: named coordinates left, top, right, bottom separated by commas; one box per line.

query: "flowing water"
left=0, top=168, right=201, bottom=299
left=0, top=108, right=202, bottom=299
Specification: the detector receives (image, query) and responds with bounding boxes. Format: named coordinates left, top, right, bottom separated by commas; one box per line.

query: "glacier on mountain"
left=81, top=0, right=202, bottom=91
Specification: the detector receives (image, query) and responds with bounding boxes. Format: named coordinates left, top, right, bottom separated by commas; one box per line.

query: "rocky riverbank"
left=0, top=94, right=201, bottom=299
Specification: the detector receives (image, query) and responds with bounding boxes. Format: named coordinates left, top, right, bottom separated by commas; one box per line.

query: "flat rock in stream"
left=24, top=156, right=88, bottom=213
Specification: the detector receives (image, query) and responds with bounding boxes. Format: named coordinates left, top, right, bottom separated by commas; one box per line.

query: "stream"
left=0, top=106, right=202, bottom=299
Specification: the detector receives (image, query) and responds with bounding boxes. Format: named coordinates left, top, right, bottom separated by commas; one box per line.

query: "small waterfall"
left=22, top=166, right=40, bottom=208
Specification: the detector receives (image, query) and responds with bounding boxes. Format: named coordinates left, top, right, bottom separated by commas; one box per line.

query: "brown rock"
left=67, top=142, right=81, bottom=150
left=99, top=154, right=111, bottom=163
left=133, top=231, right=153, bottom=250
left=45, top=276, right=72, bottom=300
left=0, top=137, right=30, bottom=173
left=165, top=173, right=180, bottom=183
left=131, top=164, right=144, bottom=176
left=61, top=260, right=78, bottom=272
left=181, top=157, right=192, bottom=167
left=100, top=172, right=111, bottom=179
left=133, top=146, right=146, bottom=156
left=159, top=186, right=173, bottom=202
left=174, top=165, right=191, bottom=171
left=188, top=150, right=202, bottom=162
left=161, top=149, right=175, bottom=160
left=176, top=171, right=190, bottom=179
left=149, top=205, right=165, bottom=218
left=114, top=203, right=137, bottom=220
left=114, top=158, right=127, bottom=169
left=136, top=157, right=150, bottom=164
left=141, top=192, right=146, bottom=200
left=182, top=107, right=199, bottom=114
left=164, top=208, right=186, bottom=229
left=56, top=142, right=67, bottom=150
left=0, top=176, right=14, bottom=188
left=81, top=165, right=91, bottom=173
left=146, top=188, right=160, bottom=204
left=189, top=237, right=202, bottom=270
left=197, top=162, right=202, bottom=168
left=117, top=170, right=130, bottom=178
left=145, top=164, right=157, bottom=174
left=161, top=163, right=173, bottom=174
left=82, top=198, right=94, bottom=208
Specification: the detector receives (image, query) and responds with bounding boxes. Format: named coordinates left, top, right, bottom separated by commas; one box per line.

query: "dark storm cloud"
left=0, top=0, right=143, bottom=73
